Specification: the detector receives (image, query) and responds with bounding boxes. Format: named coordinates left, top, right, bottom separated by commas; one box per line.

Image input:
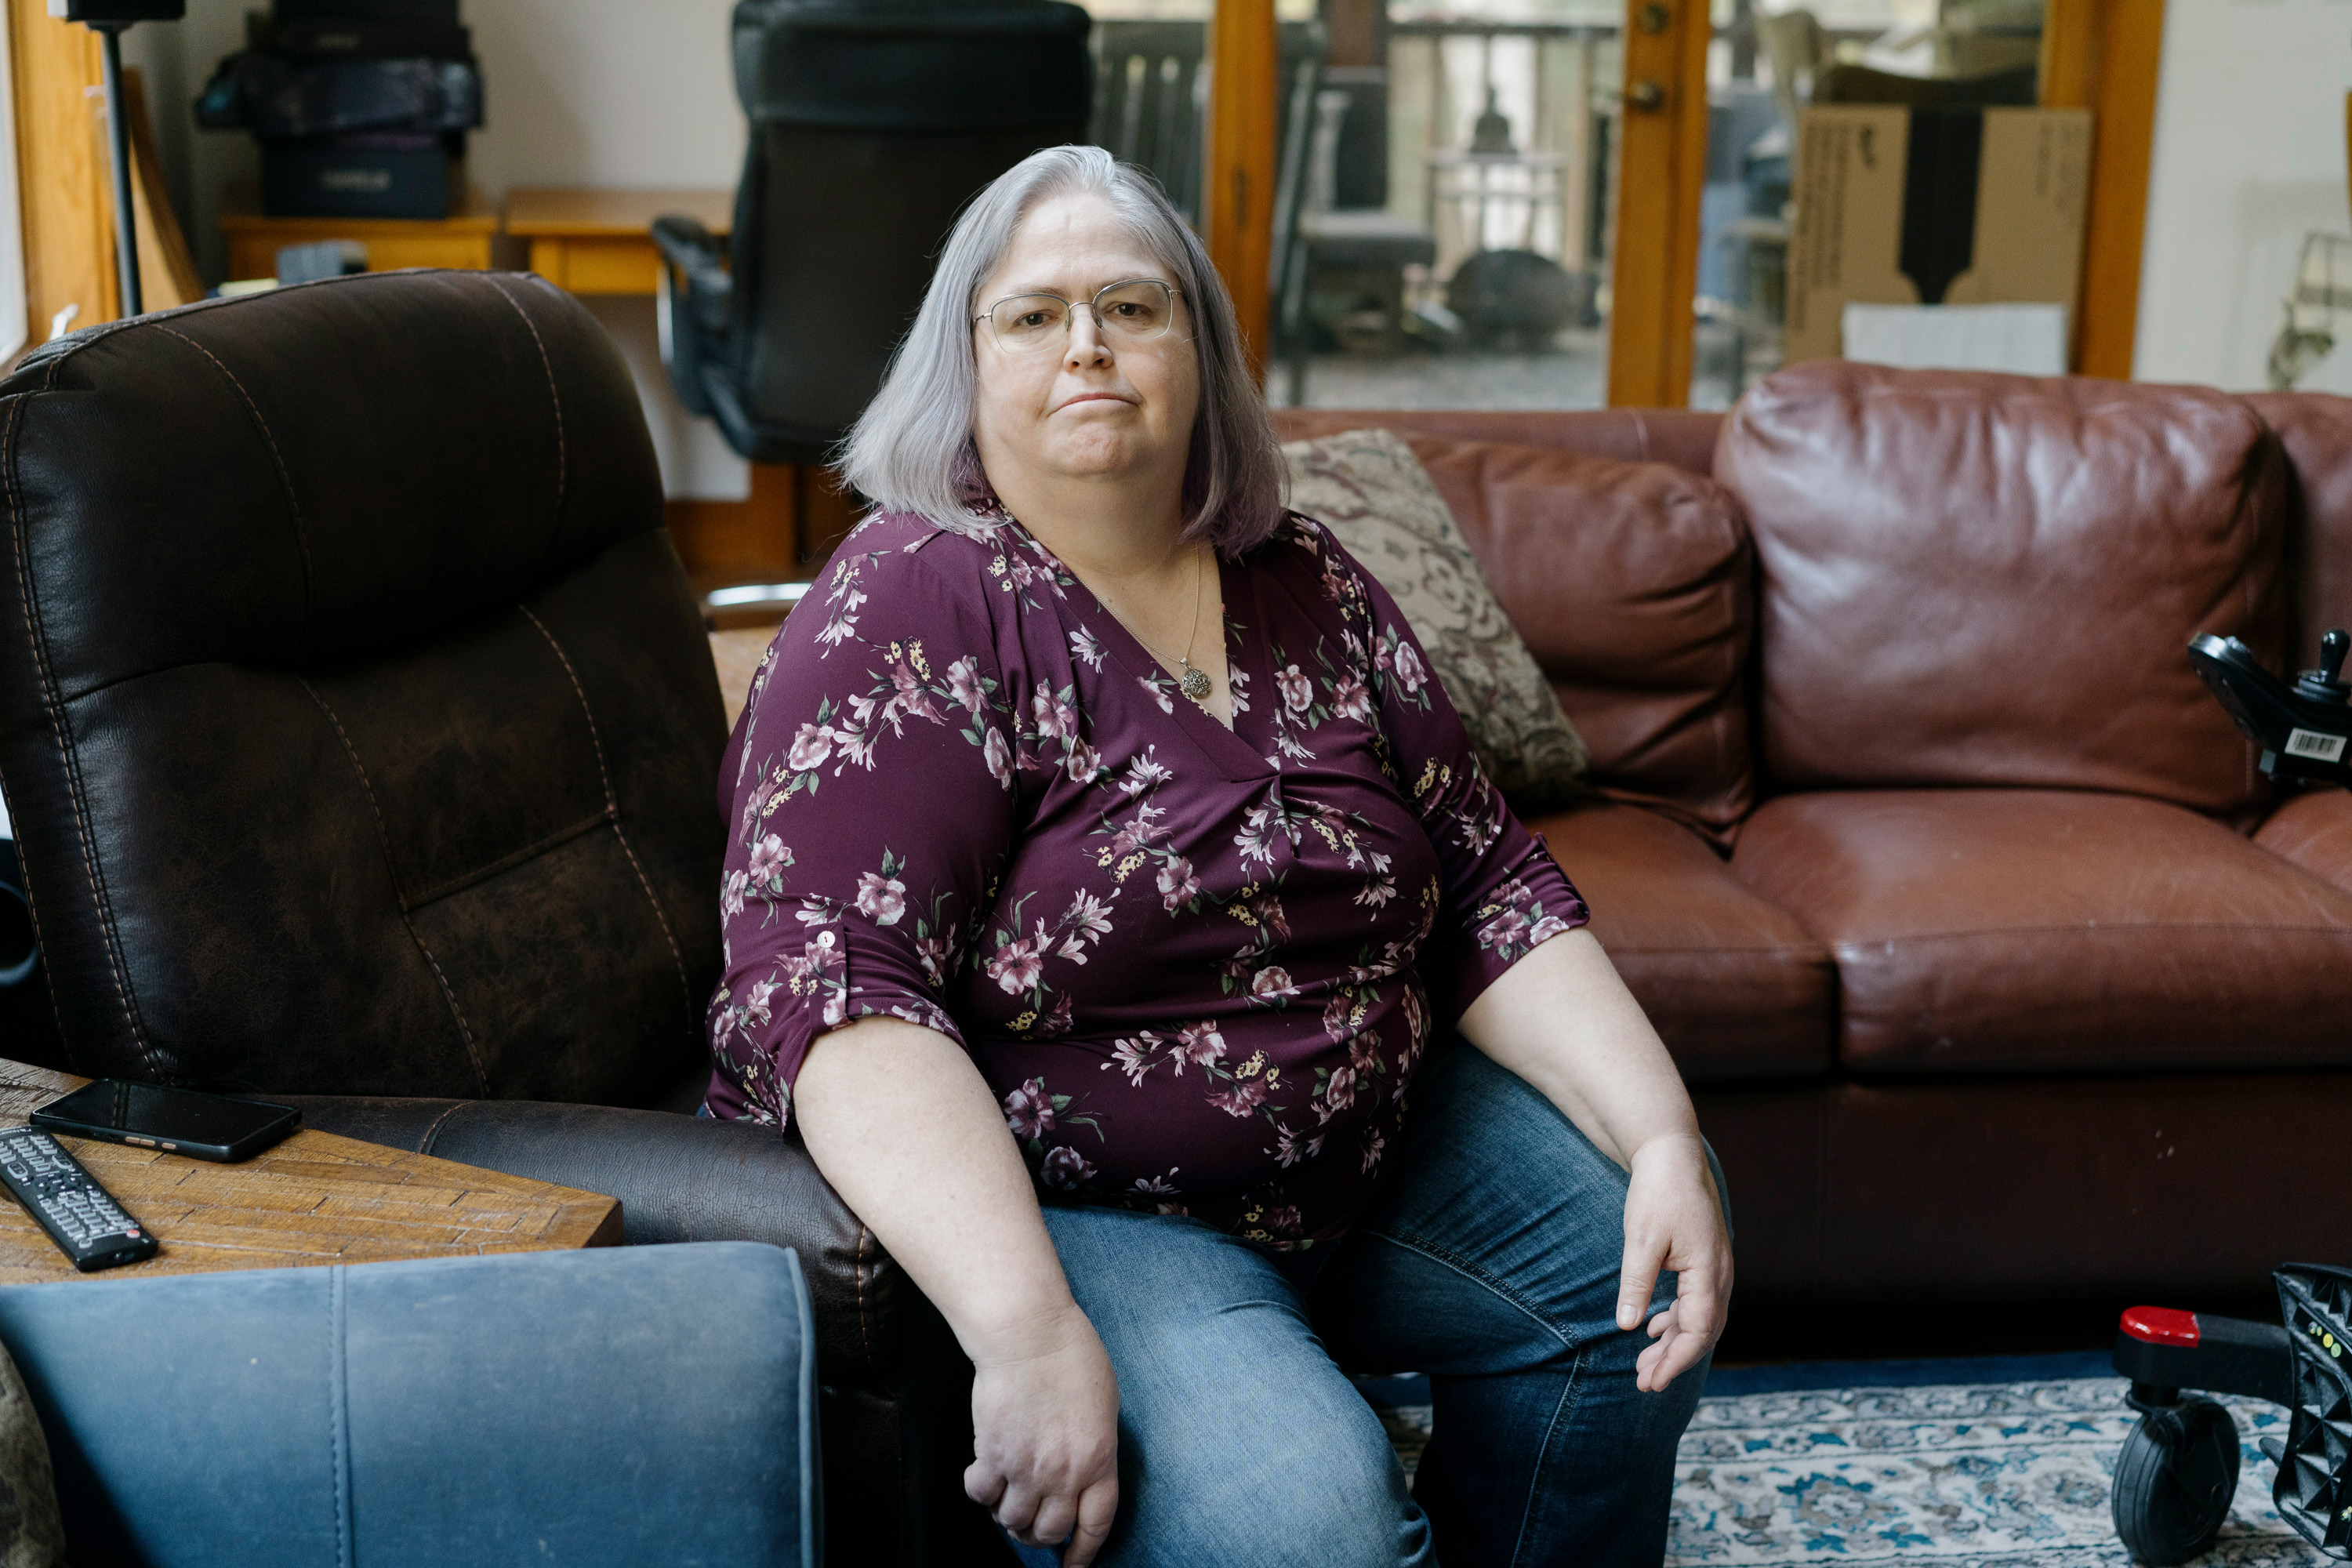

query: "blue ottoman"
left=0, top=1242, right=818, bottom=1568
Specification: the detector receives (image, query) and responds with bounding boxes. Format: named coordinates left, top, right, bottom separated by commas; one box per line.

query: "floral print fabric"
left=702, top=506, right=1588, bottom=1247
left=1282, top=426, right=1592, bottom=812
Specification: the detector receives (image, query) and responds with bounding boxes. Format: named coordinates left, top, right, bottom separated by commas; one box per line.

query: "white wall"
left=2134, top=0, right=2352, bottom=392
left=125, top=0, right=750, bottom=499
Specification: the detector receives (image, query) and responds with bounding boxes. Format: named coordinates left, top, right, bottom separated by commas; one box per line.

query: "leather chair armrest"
left=279, top=1095, right=912, bottom=1392
left=652, top=216, right=729, bottom=419
left=652, top=216, right=733, bottom=326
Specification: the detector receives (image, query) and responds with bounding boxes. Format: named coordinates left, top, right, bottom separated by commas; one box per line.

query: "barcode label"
left=2285, top=728, right=2347, bottom=762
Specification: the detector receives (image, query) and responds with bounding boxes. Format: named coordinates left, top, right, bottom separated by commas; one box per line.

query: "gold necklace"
left=1109, top=550, right=1216, bottom=704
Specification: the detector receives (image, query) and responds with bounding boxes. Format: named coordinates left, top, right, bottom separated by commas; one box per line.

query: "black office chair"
left=654, top=0, right=1093, bottom=466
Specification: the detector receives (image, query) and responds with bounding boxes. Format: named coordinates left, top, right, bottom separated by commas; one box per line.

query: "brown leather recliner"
left=0, top=273, right=992, bottom=1567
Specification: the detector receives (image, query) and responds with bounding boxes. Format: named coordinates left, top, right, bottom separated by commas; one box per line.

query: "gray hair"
left=837, top=144, right=1286, bottom=557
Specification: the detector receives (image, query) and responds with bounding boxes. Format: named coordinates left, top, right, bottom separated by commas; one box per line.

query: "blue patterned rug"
left=1365, top=1353, right=2332, bottom=1566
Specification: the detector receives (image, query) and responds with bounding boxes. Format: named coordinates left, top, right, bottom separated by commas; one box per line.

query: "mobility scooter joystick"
left=2188, top=627, right=2352, bottom=788
left=2102, top=631, right=2352, bottom=1564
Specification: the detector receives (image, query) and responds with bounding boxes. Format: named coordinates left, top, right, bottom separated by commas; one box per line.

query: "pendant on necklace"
left=1180, top=665, right=1214, bottom=702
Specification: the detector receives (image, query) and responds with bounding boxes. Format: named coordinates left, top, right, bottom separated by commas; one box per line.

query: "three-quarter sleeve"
left=702, top=528, right=1018, bottom=1126
left=1328, top=530, right=1588, bottom=1022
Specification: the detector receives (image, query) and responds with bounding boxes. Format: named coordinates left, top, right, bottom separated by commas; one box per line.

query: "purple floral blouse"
left=702, top=506, right=1587, bottom=1248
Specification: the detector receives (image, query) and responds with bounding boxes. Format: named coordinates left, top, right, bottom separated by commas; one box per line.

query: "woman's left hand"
left=1616, top=1131, right=1732, bottom=1393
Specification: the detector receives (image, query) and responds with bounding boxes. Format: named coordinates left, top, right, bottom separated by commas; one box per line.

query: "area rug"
left=1363, top=1352, right=2332, bottom=1566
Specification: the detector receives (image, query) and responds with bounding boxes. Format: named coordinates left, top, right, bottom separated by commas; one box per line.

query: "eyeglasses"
left=974, top=279, right=1181, bottom=354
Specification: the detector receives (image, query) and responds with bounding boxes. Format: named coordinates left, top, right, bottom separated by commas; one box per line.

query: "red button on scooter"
left=2120, top=1305, right=2201, bottom=1346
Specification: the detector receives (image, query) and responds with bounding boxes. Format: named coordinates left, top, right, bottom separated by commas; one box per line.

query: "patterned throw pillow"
left=0, top=1341, right=64, bottom=1568
left=1283, top=427, right=1591, bottom=811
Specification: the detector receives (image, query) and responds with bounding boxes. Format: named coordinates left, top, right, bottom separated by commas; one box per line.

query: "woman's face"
left=969, top=193, right=1201, bottom=502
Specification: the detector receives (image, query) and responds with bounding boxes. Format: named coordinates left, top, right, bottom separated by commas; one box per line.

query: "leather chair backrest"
left=719, top=0, right=1093, bottom=461
left=1091, top=21, right=1209, bottom=222
left=1718, top=360, right=2288, bottom=815
left=1089, top=20, right=1326, bottom=235
left=0, top=272, right=728, bottom=1102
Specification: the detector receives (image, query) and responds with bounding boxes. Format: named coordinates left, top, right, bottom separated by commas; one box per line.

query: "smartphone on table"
left=31, top=1080, right=300, bottom=1163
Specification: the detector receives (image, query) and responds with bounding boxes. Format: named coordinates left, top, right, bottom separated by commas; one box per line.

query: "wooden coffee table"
left=0, top=1059, right=620, bottom=1286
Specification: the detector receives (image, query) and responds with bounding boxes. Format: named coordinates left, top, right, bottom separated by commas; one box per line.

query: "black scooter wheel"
left=2112, top=1399, right=2241, bottom=1566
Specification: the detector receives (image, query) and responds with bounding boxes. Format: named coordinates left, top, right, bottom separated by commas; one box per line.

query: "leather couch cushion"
left=1269, top=408, right=1725, bottom=477
left=2254, top=787, right=2352, bottom=891
left=0, top=274, right=728, bottom=1100
left=1528, top=804, right=1831, bottom=1080
left=1733, top=788, right=2352, bottom=1074
left=1719, top=362, right=2288, bottom=817
left=2245, top=390, right=2352, bottom=662
left=1396, top=437, right=1756, bottom=842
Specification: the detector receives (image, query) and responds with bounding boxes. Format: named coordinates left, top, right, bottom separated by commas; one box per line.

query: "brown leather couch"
left=1276, top=362, right=2352, bottom=1307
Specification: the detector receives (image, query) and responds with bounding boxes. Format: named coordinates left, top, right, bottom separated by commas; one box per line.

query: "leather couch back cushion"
left=2244, top=390, right=2352, bottom=664
left=1719, top=362, right=2288, bottom=814
left=1269, top=407, right=1726, bottom=478
left=0, top=273, right=728, bottom=1099
left=1397, top=436, right=1756, bottom=839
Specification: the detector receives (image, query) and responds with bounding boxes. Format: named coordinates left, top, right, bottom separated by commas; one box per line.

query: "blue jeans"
left=1012, top=1041, right=1722, bottom=1568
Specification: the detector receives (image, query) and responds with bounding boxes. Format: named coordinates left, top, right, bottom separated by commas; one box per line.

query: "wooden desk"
left=220, top=185, right=502, bottom=282
left=0, top=1060, right=619, bottom=1287
left=506, top=187, right=732, bottom=296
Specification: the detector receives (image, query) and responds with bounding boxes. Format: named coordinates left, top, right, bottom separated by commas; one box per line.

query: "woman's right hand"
left=964, top=1301, right=1122, bottom=1566
left=795, top=1021, right=1120, bottom=1561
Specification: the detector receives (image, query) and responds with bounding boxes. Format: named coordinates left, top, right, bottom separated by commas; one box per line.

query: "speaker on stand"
left=50, top=0, right=187, bottom=320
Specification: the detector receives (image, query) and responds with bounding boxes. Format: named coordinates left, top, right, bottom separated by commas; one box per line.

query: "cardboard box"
left=1784, top=105, right=2092, bottom=366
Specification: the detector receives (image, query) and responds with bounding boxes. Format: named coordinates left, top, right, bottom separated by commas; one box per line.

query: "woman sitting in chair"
left=703, top=144, right=1731, bottom=1568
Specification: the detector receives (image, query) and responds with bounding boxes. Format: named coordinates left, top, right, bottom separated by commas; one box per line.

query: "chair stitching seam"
left=518, top=605, right=695, bottom=1018
left=482, top=275, right=568, bottom=546
left=402, top=810, right=611, bottom=912
left=152, top=327, right=316, bottom=635
left=4, top=359, right=160, bottom=1074
left=300, top=678, right=491, bottom=1096
left=415, top=1101, right=468, bottom=1157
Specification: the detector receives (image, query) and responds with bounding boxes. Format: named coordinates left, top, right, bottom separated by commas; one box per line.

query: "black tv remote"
left=0, top=1126, right=158, bottom=1272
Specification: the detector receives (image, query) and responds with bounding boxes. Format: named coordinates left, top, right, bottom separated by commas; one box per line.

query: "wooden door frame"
left=9, top=0, right=118, bottom=351
left=1603, top=0, right=1714, bottom=408
left=1602, top=0, right=2168, bottom=405
left=1204, top=0, right=1281, bottom=376
left=2040, top=0, right=2165, bottom=380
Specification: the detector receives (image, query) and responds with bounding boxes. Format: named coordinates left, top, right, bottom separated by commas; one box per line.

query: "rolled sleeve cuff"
left=706, top=902, right=967, bottom=1127
left=1428, top=830, right=1589, bottom=1023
